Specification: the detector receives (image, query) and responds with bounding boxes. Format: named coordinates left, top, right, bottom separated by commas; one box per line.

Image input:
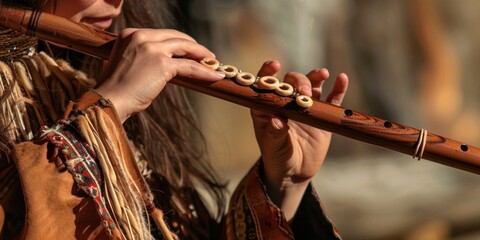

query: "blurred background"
left=177, top=0, right=480, bottom=239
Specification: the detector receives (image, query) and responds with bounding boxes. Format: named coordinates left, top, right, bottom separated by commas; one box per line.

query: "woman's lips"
left=82, top=17, right=114, bottom=30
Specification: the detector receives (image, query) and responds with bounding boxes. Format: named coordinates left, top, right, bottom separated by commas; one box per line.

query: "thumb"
left=269, top=117, right=289, bottom=136
left=263, top=116, right=292, bottom=159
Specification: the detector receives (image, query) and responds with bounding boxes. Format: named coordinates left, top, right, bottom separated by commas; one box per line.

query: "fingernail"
left=272, top=118, right=283, bottom=130
left=321, top=68, right=328, bottom=72
left=216, top=71, right=225, bottom=78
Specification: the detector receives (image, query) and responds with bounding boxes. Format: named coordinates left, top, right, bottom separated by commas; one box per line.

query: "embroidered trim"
left=41, top=120, right=116, bottom=234
left=226, top=161, right=342, bottom=239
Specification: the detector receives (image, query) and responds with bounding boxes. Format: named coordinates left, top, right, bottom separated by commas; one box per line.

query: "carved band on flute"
left=1, top=4, right=480, bottom=174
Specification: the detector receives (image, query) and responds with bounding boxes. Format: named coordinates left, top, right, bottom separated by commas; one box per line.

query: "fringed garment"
left=0, top=29, right=341, bottom=239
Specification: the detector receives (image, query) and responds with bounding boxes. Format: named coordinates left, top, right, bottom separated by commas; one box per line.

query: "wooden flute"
left=1, top=5, right=480, bottom=174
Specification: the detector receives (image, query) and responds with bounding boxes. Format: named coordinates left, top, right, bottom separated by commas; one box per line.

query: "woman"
left=0, top=0, right=348, bottom=239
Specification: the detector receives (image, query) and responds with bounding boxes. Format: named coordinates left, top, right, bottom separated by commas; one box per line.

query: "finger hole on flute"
left=295, top=95, right=313, bottom=108
left=258, top=76, right=280, bottom=90
left=200, top=58, right=220, bottom=70
left=344, top=109, right=353, bottom=116
left=235, top=72, right=256, bottom=86
left=218, top=65, right=238, bottom=78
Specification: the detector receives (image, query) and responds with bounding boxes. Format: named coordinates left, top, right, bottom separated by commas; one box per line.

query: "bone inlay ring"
left=275, top=82, right=294, bottom=97
left=235, top=72, right=256, bottom=86
left=258, top=76, right=280, bottom=90
left=218, top=65, right=239, bottom=78
left=199, top=58, right=314, bottom=109
left=296, top=95, right=313, bottom=108
left=200, top=58, right=220, bottom=70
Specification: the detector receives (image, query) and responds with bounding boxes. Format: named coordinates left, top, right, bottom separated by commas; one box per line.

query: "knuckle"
left=183, top=61, right=202, bottom=76
left=159, top=62, right=176, bottom=79
left=156, top=56, right=173, bottom=71
left=157, top=55, right=169, bottom=65
left=139, top=42, right=158, bottom=54
left=130, top=31, right=148, bottom=44
left=189, top=63, right=201, bottom=72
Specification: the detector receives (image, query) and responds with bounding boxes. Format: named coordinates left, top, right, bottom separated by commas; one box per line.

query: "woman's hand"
left=251, top=60, right=348, bottom=220
left=95, top=28, right=225, bottom=122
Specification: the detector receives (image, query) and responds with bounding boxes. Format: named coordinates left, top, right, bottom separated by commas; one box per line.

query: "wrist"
left=93, top=87, right=131, bottom=123
left=260, top=163, right=310, bottom=221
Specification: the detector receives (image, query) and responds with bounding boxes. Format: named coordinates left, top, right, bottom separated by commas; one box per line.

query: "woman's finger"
left=119, top=28, right=197, bottom=43
left=173, top=58, right=225, bottom=81
left=105, top=36, right=215, bottom=79
left=257, top=60, right=281, bottom=77
left=147, top=38, right=215, bottom=59
left=326, top=73, right=349, bottom=106
left=283, top=72, right=312, bottom=97
left=306, top=68, right=329, bottom=99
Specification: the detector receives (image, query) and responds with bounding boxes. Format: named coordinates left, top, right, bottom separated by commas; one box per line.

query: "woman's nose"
left=104, top=0, right=123, bottom=8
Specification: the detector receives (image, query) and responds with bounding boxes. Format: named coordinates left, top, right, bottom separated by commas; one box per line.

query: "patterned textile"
left=40, top=120, right=116, bottom=235
left=224, top=162, right=342, bottom=240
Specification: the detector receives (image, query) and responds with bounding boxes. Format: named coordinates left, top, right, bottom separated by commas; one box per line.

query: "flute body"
left=1, top=5, right=480, bottom=174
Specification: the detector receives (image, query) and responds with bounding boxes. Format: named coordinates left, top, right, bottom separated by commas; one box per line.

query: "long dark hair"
left=116, top=0, right=227, bottom=222
left=0, top=0, right=227, bottom=238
